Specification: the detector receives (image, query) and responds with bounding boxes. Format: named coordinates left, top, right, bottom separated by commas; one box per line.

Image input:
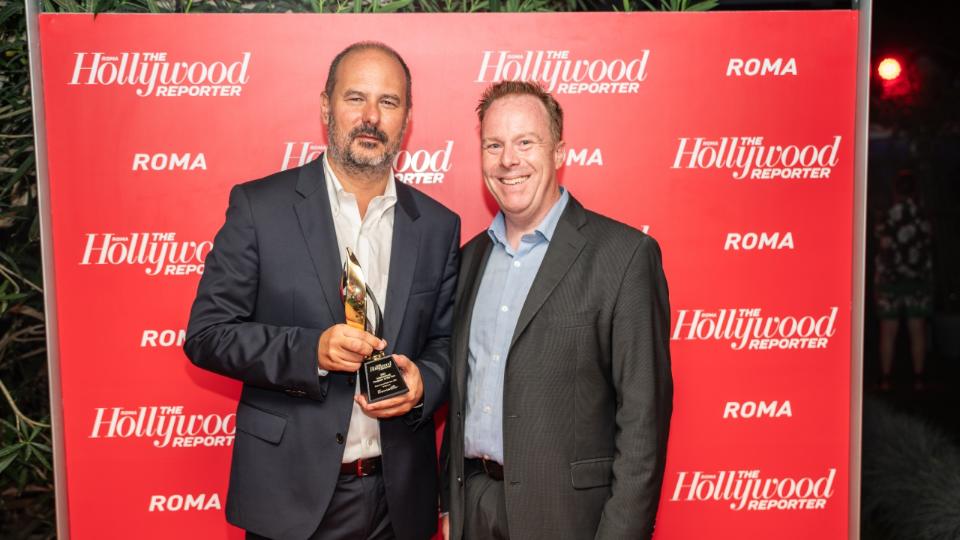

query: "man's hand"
left=355, top=354, right=424, bottom=417
left=442, top=514, right=450, bottom=540
left=318, top=324, right=385, bottom=373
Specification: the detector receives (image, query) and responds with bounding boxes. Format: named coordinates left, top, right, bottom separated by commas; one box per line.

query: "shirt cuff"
left=403, top=398, right=426, bottom=425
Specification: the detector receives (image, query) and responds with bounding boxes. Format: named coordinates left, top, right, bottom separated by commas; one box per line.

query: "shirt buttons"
left=493, top=354, right=500, bottom=362
left=500, top=305, right=509, bottom=313
left=513, top=260, right=521, bottom=268
left=482, top=405, right=492, bottom=414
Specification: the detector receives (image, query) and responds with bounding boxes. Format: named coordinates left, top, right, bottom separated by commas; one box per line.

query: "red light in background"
left=878, top=58, right=902, bottom=81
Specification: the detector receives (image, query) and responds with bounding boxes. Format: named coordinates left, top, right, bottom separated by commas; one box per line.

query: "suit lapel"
left=293, top=157, right=342, bottom=324
left=382, top=183, right=420, bottom=352
left=509, top=197, right=587, bottom=352
left=455, top=235, right=492, bottom=401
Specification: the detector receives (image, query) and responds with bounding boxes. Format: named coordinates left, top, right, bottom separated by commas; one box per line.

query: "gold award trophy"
left=340, top=247, right=409, bottom=403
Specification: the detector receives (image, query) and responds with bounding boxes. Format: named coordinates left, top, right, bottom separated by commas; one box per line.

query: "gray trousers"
left=463, top=465, right=510, bottom=540
left=246, top=472, right=394, bottom=540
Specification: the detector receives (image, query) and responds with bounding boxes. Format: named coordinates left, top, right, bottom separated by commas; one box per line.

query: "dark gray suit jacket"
left=184, top=156, right=459, bottom=540
left=441, top=196, right=672, bottom=540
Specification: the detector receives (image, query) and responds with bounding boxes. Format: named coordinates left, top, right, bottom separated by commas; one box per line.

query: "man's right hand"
left=442, top=514, right=450, bottom=540
left=318, top=324, right=385, bottom=372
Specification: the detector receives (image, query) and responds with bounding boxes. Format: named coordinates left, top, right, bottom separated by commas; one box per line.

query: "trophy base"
left=359, top=354, right=409, bottom=403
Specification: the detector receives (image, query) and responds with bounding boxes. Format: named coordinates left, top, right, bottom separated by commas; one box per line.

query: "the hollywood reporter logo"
left=671, top=468, right=836, bottom=511
left=80, top=233, right=211, bottom=276
left=69, top=52, right=251, bottom=97
left=90, top=406, right=235, bottom=448
left=672, top=307, right=838, bottom=350
left=280, top=141, right=454, bottom=184
left=477, top=50, right=649, bottom=95
left=672, top=136, right=841, bottom=180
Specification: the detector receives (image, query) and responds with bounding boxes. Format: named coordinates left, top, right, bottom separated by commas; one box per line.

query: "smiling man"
left=441, top=81, right=673, bottom=540
left=185, top=42, right=459, bottom=540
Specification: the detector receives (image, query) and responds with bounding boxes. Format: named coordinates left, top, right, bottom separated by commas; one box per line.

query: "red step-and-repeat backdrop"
left=36, top=11, right=860, bottom=539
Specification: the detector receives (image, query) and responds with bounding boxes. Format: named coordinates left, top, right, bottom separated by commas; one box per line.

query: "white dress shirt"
left=322, top=154, right=397, bottom=463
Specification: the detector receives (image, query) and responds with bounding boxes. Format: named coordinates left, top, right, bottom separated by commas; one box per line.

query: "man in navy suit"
left=185, top=42, right=459, bottom=540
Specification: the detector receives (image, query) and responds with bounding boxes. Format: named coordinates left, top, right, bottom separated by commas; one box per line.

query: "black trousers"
left=246, top=472, right=394, bottom=540
left=463, top=463, right=510, bottom=540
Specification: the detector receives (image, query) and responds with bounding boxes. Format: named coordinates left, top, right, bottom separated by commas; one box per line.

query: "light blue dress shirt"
left=464, top=188, right=570, bottom=463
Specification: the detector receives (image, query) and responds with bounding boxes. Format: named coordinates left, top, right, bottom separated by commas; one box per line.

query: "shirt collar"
left=322, top=152, right=397, bottom=217
left=487, top=187, right=569, bottom=247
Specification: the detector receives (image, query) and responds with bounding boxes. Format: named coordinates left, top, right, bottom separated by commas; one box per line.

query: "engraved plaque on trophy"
left=340, top=247, right=409, bottom=403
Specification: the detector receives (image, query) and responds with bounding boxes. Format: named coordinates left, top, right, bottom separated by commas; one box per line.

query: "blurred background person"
left=873, top=169, right=933, bottom=391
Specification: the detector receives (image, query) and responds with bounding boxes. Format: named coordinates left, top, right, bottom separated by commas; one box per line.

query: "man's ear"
left=554, top=140, right=566, bottom=169
left=320, top=92, right=330, bottom=126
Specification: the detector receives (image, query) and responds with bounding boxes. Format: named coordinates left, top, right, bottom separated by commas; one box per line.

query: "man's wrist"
left=404, top=396, right=426, bottom=423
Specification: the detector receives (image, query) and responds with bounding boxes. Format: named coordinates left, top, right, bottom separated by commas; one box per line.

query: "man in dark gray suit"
left=185, top=42, right=459, bottom=540
left=441, top=81, right=672, bottom=540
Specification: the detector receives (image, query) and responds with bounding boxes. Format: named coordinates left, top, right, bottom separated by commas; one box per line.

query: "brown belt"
left=340, top=456, right=382, bottom=477
left=466, top=458, right=504, bottom=481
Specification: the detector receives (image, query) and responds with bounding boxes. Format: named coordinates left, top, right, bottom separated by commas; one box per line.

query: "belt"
left=466, top=458, right=504, bottom=481
left=340, top=456, right=382, bottom=477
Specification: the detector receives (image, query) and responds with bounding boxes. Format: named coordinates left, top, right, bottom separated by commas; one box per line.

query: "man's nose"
left=362, top=101, right=380, bottom=125
left=500, top=144, right=520, bottom=168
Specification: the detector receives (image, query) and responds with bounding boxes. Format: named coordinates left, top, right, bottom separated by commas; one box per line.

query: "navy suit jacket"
left=185, top=156, right=459, bottom=540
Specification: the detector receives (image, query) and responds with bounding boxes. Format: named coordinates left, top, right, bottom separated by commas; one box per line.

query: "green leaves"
left=639, top=0, right=718, bottom=10
left=372, top=0, right=414, bottom=13
left=33, top=0, right=718, bottom=13
left=2, top=3, right=53, bottom=535
left=0, top=416, right=52, bottom=490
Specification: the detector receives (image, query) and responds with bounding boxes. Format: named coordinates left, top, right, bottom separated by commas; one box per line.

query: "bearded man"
left=185, top=42, right=459, bottom=540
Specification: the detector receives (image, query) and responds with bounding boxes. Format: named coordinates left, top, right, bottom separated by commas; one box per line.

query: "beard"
left=326, top=115, right=405, bottom=175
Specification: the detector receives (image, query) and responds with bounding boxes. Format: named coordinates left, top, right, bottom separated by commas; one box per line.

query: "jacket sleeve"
left=406, top=216, right=460, bottom=429
left=183, top=184, right=328, bottom=401
left=595, top=235, right=673, bottom=540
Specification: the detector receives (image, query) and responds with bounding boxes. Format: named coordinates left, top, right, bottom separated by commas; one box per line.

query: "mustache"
left=350, top=124, right=388, bottom=144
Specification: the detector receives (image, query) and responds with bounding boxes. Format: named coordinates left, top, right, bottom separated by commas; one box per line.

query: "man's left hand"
left=355, top=354, right=424, bottom=418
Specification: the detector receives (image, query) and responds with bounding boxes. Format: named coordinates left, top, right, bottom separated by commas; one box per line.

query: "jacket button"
left=456, top=411, right=461, bottom=418
left=336, top=433, right=344, bottom=444
left=456, top=476, right=463, bottom=486
left=348, top=376, right=355, bottom=386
